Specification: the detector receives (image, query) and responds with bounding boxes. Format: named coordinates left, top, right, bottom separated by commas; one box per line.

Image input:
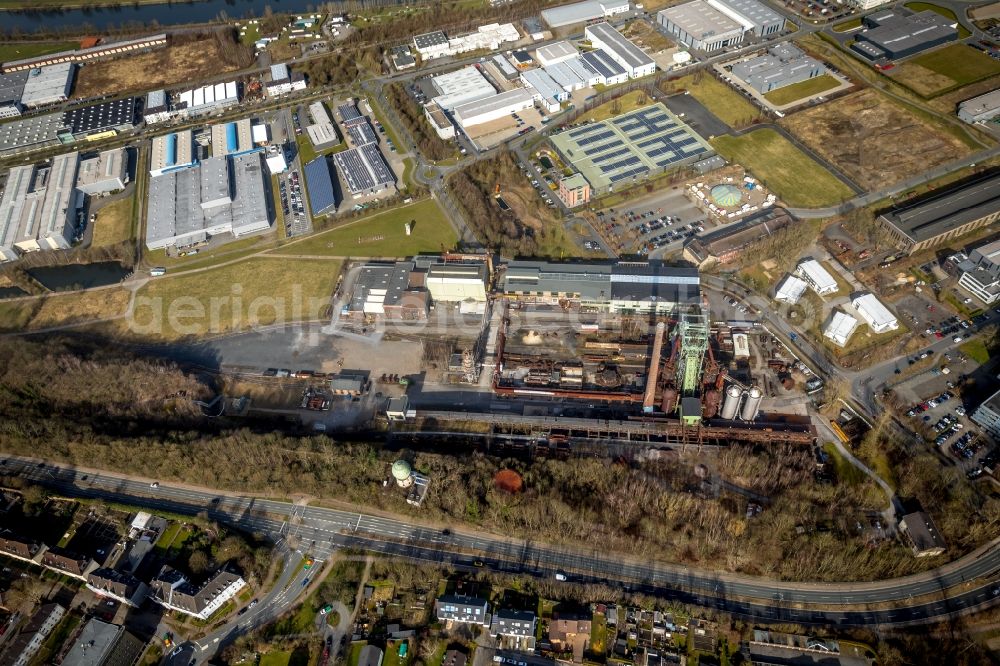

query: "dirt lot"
left=926, top=74, right=1000, bottom=114
left=780, top=89, right=969, bottom=190
left=72, top=38, right=242, bottom=99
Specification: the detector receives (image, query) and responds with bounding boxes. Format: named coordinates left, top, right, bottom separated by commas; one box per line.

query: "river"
left=0, top=0, right=338, bottom=33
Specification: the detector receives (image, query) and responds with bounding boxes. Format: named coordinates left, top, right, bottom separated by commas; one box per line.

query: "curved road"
left=6, top=457, right=1000, bottom=632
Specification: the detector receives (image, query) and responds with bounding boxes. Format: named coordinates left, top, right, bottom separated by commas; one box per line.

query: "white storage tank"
left=741, top=386, right=763, bottom=421
left=721, top=385, right=742, bottom=420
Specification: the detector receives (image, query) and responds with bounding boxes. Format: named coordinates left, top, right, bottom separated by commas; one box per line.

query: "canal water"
left=27, top=261, right=129, bottom=291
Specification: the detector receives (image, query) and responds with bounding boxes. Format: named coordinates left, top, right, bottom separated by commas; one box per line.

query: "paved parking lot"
left=593, top=188, right=709, bottom=256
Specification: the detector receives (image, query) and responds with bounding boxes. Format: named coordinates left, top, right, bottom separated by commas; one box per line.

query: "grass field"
left=585, top=90, right=656, bottom=122
left=0, top=41, right=78, bottom=62
left=959, top=338, right=990, bottom=364
left=272, top=198, right=457, bottom=258
left=0, top=288, right=130, bottom=332
left=764, top=74, right=841, bottom=106
left=383, top=640, right=412, bottom=666
left=663, top=73, right=761, bottom=128
left=709, top=129, right=854, bottom=208
left=903, top=3, right=971, bottom=37
left=897, top=44, right=1000, bottom=95
left=92, top=195, right=135, bottom=247
left=832, top=17, right=862, bottom=32
left=130, top=257, right=340, bottom=339
left=823, top=442, right=868, bottom=485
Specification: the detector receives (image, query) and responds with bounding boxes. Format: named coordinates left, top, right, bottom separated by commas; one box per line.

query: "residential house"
left=0, top=531, right=40, bottom=562
left=0, top=603, right=65, bottom=666
left=149, top=566, right=246, bottom=620
left=435, top=595, right=489, bottom=626
left=549, top=615, right=592, bottom=662
left=86, top=568, right=148, bottom=607
left=492, top=609, right=537, bottom=651
left=40, top=546, right=92, bottom=580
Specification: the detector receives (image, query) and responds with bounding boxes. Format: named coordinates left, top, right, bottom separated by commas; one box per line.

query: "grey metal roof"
left=541, top=0, right=628, bottom=27
left=587, top=22, right=653, bottom=70
left=0, top=111, right=64, bottom=154
left=880, top=173, right=1000, bottom=243
left=0, top=70, right=27, bottom=105
left=414, top=31, right=448, bottom=49
left=19, top=62, right=73, bottom=107
left=581, top=49, right=627, bottom=79
left=857, top=9, right=956, bottom=55
left=522, top=68, right=565, bottom=102
left=61, top=619, right=137, bottom=666
left=718, top=0, right=784, bottom=30
left=658, top=1, right=742, bottom=41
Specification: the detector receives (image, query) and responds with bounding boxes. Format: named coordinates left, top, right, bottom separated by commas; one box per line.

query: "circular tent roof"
left=391, top=460, right=412, bottom=480
left=711, top=184, right=743, bottom=208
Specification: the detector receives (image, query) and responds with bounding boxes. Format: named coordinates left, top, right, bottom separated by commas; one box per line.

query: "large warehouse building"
left=549, top=103, right=712, bottom=194
left=540, top=0, right=630, bottom=28
left=19, top=63, right=74, bottom=108
left=304, top=156, right=339, bottom=216
left=145, top=152, right=270, bottom=250
left=585, top=23, right=656, bottom=78
left=850, top=9, right=957, bottom=61
left=502, top=260, right=700, bottom=313
left=0, top=152, right=80, bottom=261
left=958, top=88, right=1000, bottom=124
left=658, top=0, right=784, bottom=51
left=878, top=172, right=1000, bottom=254
left=431, top=66, right=498, bottom=110
left=76, top=148, right=128, bottom=195
left=453, top=88, right=535, bottom=128
left=332, top=143, right=395, bottom=198
left=730, top=43, right=826, bottom=94
left=150, top=130, right=196, bottom=177
left=211, top=118, right=255, bottom=157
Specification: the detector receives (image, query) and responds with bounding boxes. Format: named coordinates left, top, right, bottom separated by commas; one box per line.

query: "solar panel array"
left=337, top=101, right=362, bottom=122
left=333, top=143, right=395, bottom=195
left=551, top=103, right=710, bottom=191
left=360, top=143, right=394, bottom=186
left=346, top=119, right=378, bottom=147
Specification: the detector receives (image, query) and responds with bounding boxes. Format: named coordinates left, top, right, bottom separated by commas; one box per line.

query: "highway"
left=6, top=457, right=1000, bottom=632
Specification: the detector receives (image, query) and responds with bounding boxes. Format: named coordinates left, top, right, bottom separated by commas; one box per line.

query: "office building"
left=541, top=0, right=630, bottom=28
left=549, top=103, right=711, bottom=194
left=19, top=63, right=74, bottom=108
left=973, top=388, right=1000, bottom=440
left=877, top=173, right=1000, bottom=254
left=558, top=173, right=591, bottom=207
left=852, top=293, right=898, bottom=333
left=76, top=148, right=128, bottom=195
left=659, top=1, right=744, bottom=51
left=61, top=619, right=145, bottom=666
left=730, top=43, right=826, bottom=94
left=145, top=152, right=270, bottom=250
left=955, top=239, right=1000, bottom=304
left=795, top=259, right=838, bottom=295
left=958, top=88, right=1000, bottom=124
left=150, top=567, right=246, bottom=620
left=585, top=23, right=656, bottom=78
left=823, top=311, right=858, bottom=347
left=851, top=9, right=957, bottom=61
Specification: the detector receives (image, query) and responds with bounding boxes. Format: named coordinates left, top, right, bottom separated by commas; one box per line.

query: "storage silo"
left=741, top=386, right=763, bottom=421
left=720, top=385, right=742, bottom=420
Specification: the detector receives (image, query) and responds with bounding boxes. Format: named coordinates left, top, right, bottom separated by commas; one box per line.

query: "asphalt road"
left=6, top=457, right=1000, bottom=631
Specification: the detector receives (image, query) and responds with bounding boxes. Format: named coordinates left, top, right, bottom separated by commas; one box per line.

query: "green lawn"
left=585, top=90, right=656, bottom=122
left=154, top=522, right=182, bottom=552
left=92, top=194, right=135, bottom=247
left=590, top=612, right=608, bottom=657
left=903, top=3, right=971, bottom=37
left=384, top=640, right=413, bottom=666
left=272, top=198, right=457, bottom=258
left=764, top=74, right=840, bottom=106
left=0, top=41, right=78, bottom=61
left=959, top=338, right=990, bottom=365
left=822, top=442, right=866, bottom=485
left=347, top=643, right=367, bottom=666
left=260, top=652, right=294, bottom=666
left=832, top=17, right=862, bottom=32
left=666, top=73, right=761, bottom=129
left=907, top=44, right=1000, bottom=87
left=709, top=129, right=854, bottom=208
left=296, top=133, right=319, bottom=165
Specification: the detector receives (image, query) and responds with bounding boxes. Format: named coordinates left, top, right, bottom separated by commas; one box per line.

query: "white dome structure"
left=391, top=460, right=414, bottom=488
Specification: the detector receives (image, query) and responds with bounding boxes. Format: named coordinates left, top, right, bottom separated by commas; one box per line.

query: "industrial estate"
left=0, top=0, right=999, bottom=664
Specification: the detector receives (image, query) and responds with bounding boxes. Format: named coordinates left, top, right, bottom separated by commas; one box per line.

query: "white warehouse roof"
left=824, top=311, right=858, bottom=347
left=852, top=293, right=898, bottom=332
left=796, top=259, right=838, bottom=294
left=774, top=274, right=807, bottom=304
left=432, top=66, right=497, bottom=110
left=535, top=41, right=579, bottom=65
left=541, top=0, right=630, bottom=27
left=453, top=88, right=535, bottom=126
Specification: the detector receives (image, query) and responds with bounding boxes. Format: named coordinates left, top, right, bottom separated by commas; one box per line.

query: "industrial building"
left=0, top=152, right=80, bottom=262
left=306, top=100, right=338, bottom=148
left=795, top=259, right=838, bottom=295
left=730, top=43, right=826, bottom=94
left=0, top=111, right=65, bottom=155
left=502, top=260, right=700, bottom=313
left=304, top=156, right=339, bottom=216
left=545, top=56, right=603, bottom=91
left=490, top=54, right=520, bottom=81
left=426, top=262, right=489, bottom=302
left=76, top=148, right=128, bottom=195
left=521, top=68, right=568, bottom=112
left=453, top=88, right=536, bottom=128
left=713, top=0, right=785, bottom=37
left=391, top=46, right=417, bottom=71
left=346, top=261, right=429, bottom=321
left=0, top=70, right=28, bottom=117
left=852, top=293, right=898, bottom=333
left=585, top=23, right=656, bottom=78
left=143, top=89, right=171, bottom=124
left=150, top=130, right=196, bottom=177
left=431, top=66, right=498, bottom=111
left=877, top=172, right=1000, bottom=254
left=682, top=207, right=791, bottom=268
left=899, top=511, right=946, bottom=557
left=211, top=118, right=255, bottom=156
left=412, top=24, right=520, bottom=60
left=424, top=102, right=455, bottom=140
left=954, top=239, right=1000, bottom=304
left=851, top=0, right=891, bottom=10
left=851, top=9, right=957, bottom=61
left=175, top=81, right=239, bottom=117
left=823, top=311, right=858, bottom=347
left=773, top=274, right=807, bottom=304
left=1, top=33, right=166, bottom=73
left=540, top=0, right=630, bottom=28
left=62, top=96, right=139, bottom=140
left=958, top=88, right=1000, bottom=124
left=144, top=152, right=270, bottom=250
left=19, top=63, right=74, bottom=108
left=413, top=31, right=452, bottom=59
left=972, top=387, right=1000, bottom=440
left=558, top=173, right=592, bottom=207
left=580, top=49, right=630, bottom=86
left=535, top=41, right=579, bottom=67
left=332, top=143, right=395, bottom=198
left=60, top=619, right=145, bottom=666
left=658, top=1, right=744, bottom=51
left=265, top=63, right=307, bottom=97
left=549, top=103, right=712, bottom=194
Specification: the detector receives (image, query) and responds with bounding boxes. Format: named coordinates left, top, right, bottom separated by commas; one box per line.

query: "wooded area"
left=385, top=82, right=454, bottom=161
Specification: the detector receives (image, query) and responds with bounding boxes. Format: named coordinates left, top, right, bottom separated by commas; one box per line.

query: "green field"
left=822, top=442, right=867, bottom=485
left=0, top=41, right=79, bottom=61
left=959, top=338, right=990, bottom=365
left=92, top=194, right=135, bottom=247
left=709, top=129, right=854, bottom=208
left=273, top=198, right=457, bottom=258
left=907, top=44, right=1000, bottom=87
left=832, top=17, right=862, bottom=32
left=764, top=74, right=841, bottom=106
left=903, top=3, right=971, bottom=37
left=585, top=89, right=655, bottom=122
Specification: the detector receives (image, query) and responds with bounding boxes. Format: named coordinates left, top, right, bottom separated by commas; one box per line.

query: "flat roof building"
left=972, top=387, right=1000, bottom=440
left=658, top=1, right=745, bottom=51
left=877, top=173, right=1000, bottom=254
left=145, top=152, right=270, bottom=250
left=431, top=66, right=497, bottom=111
left=731, top=43, right=826, bottom=93
left=824, top=311, right=858, bottom=347
left=211, top=118, right=255, bottom=156
left=63, top=96, right=139, bottom=138
left=426, top=263, right=488, bottom=302
left=851, top=9, right=957, bottom=61
left=711, top=0, right=785, bottom=37
left=491, top=54, right=520, bottom=81
left=0, top=151, right=81, bottom=261
left=453, top=88, right=535, bottom=128
left=76, top=147, right=128, bottom=195
left=795, top=259, right=838, bottom=295
left=585, top=23, right=656, bottom=78
left=549, top=103, right=711, bottom=194
left=522, top=68, right=568, bottom=112
left=958, top=88, right=1000, bottom=124
left=774, top=274, right=807, bottom=304
left=150, top=130, right=195, bottom=177
left=307, top=122, right=339, bottom=148
left=541, top=0, right=630, bottom=28
left=19, top=63, right=74, bottom=108
left=558, top=173, right=591, bottom=208
left=0, top=70, right=28, bottom=118
left=332, top=143, right=395, bottom=198
left=144, top=89, right=171, bottom=124
left=581, top=49, right=629, bottom=85
left=346, top=261, right=428, bottom=321
left=414, top=30, right=451, bottom=59
left=60, top=619, right=144, bottom=666
left=175, top=81, right=239, bottom=117
left=535, top=41, right=579, bottom=67
left=304, top=156, right=339, bottom=216
left=852, top=293, right=898, bottom=333
left=0, top=111, right=63, bottom=155
left=899, top=511, right=946, bottom=557
left=956, top=239, right=1000, bottom=304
